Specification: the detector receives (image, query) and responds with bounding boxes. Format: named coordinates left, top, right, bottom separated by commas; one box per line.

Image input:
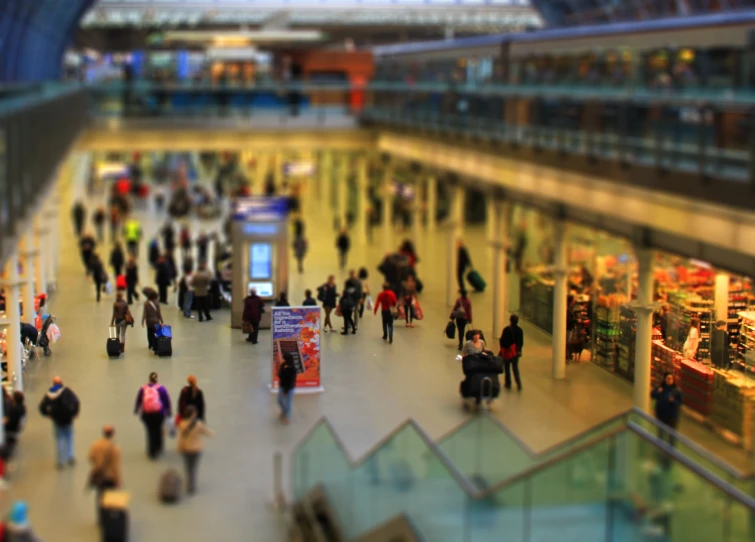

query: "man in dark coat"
left=242, top=288, right=265, bottom=344
left=456, top=239, right=472, bottom=291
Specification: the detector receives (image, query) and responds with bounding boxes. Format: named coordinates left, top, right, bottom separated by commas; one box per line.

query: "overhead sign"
left=233, top=197, right=289, bottom=222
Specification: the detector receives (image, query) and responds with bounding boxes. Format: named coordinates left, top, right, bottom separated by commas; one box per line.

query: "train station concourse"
left=1, top=1, right=755, bottom=541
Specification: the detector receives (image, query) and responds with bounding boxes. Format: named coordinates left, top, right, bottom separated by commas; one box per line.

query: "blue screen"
left=250, top=243, right=272, bottom=280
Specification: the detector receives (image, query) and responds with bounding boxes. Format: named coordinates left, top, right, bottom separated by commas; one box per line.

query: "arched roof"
left=0, top=0, right=96, bottom=82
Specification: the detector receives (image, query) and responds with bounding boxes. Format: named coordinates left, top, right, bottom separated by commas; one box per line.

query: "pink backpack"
left=142, top=384, right=162, bottom=414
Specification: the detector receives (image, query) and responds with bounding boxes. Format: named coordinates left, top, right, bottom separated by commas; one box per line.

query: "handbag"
left=125, top=312, right=134, bottom=326
left=242, top=322, right=252, bottom=334
left=335, top=305, right=342, bottom=317
left=500, top=344, right=518, bottom=361
left=365, top=295, right=374, bottom=312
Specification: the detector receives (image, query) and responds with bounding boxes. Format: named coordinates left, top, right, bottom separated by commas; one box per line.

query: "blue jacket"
left=651, top=384, right=682, bottom=424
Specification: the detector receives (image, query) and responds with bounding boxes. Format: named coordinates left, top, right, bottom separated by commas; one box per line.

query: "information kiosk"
left=231, top=197, right=289, bottom=329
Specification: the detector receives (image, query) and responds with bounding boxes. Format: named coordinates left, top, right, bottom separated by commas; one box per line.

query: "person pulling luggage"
left=450, top=290, right=473, bottom=351
left=110, top=292, right=133, bottom=354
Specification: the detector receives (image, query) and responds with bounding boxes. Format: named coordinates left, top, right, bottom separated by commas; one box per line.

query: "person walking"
left=4, top=391, right=26, bottom=462
left=450, top=290, right=473, bottom=351
left=125, top=256, right=139, bottom=305
left=108, top=204, right=121, bottom=242
left=161, top=221, right=176, bottom=255
left=293, top=234, right=308, bottom=274
left=499, top=314, right=524, bottom=391
left=93, top=207, right=106, bottom=243
left=191, top=261, right=213, bottom=322
left=154, top=254, right=173, bottom=305
left=339, top=293, right=356, bottom=336
left=344, top=270, right=362, bottom=331
left=123, top=218, right=142, bottom=258
left=109, top=241, right=125, bottom=280
left=90, top=254, right=107, bottom=303
left=302, top=289, right=317, bottom=306
left=400, top=275, right=418, bottom=328
left=373, top=282, right=398, bottom=344
left=39, top=376, right=80, bottom=469
left=177, top=375, right=205, bottom=422
left=5, top=501, right=43, bottom=542
left=148, top=237, right=160, bottom=269
left=336, top=228, right=350, bottom=270
left=110, top=291, right=133, bottom=353
left=134, top=372, right=172, bottom=460
left=79, top=233, right=96, bottom=275
left=141, top=290, right=164, bottom=353
left=456, top=239, right=472, bottom=291
left=87, top=425, right=122, bottom=506
left=177, top=405, right=212, bottom=495
left=179, top=225, right=192, bottom=260
left=72, top=201, right=87, bottom=237
left=651, top=372, right=683, bottom=446
left=319, top=275, right=338, bottom=332
left=242, top=288, right=264, bottom=344
left=180, top=271, right=194, bottom=319
left=277, top=352, right=297, bottom=424
left=358, top=268, right=371, bottom=318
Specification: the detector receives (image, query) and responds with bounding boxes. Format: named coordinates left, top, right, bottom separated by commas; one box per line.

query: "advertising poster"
left=270, top=307, right=323, bottom=393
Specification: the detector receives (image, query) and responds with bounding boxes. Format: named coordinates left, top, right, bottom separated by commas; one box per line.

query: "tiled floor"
left=5, top=150, right=749, bottom=542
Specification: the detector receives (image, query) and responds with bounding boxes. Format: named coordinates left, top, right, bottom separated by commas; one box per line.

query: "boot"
left=120, top=342, right=125, bottom=353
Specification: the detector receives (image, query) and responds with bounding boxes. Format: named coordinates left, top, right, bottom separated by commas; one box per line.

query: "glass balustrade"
left=291, top=409, right=755, bottom=542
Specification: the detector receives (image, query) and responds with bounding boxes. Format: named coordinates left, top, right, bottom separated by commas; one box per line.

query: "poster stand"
left=269, top=306, right=324, bottom=394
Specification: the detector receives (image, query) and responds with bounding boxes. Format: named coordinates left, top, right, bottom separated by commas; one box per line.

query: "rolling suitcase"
left=466, top=270, right=487, bottom=292
left=445, top=321, right=456, bottom=339
left=156, top=337, right=172, bottom=357
left=100, top=490, right=129, bottom=542
left=159, top=468, right=182, bottom=504
left=107, top=327, right=121, bottom=358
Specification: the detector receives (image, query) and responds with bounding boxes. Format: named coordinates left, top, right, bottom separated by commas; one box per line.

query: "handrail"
left=628, top=408, right=753, bottom=480
left=626, top=421, right=755, bottom=510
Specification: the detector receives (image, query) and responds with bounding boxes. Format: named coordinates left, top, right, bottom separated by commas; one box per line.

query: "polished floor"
left=5, top=152, right=748, bottom=541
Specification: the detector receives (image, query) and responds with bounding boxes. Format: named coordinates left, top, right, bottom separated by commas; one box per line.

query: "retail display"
left=710, top=370, right=755, bottom=451
left=667, top=292, right=714, bottom=362
left=592, top=296, right=623, bottom=371
left=651, top=340, right=681, bottom=390
left=736, top=311, right=755, bottom=375
left=519, top=273, right=554, bottom=334
left=679, top=359, right=714, bottom=417
left=617, top=306, right=637, bottom=381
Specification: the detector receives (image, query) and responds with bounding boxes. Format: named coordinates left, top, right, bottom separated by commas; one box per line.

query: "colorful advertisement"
left=270, top=307, right=323, bottom=393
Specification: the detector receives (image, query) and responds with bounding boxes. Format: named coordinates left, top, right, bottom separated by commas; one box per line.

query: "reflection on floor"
left=6, top=151, right=749, bottom=542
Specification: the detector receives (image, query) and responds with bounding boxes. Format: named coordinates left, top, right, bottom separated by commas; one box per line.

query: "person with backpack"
left=134, top=372, right=172, bottom=460
left=39, top=377, right=80, bottom=470
left=5, top=501, right=43, bottom=542
left=499, top=314, right=524, bottom=391
left=450, top=290, right=473, bottom=351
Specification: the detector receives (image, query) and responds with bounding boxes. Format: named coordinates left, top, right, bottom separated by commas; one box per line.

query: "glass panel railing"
left=612, top=428, right=755, bottom=542
left=626, top=411, right=754, bottom=497
left=291, top=420, right=350, bottom=504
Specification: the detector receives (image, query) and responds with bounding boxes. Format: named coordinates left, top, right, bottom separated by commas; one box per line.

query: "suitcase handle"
left=109, top=326, right=118, bottom=339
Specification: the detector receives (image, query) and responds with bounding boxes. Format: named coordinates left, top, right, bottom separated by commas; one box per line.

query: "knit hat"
left=9, top=501, right=28, bottom=526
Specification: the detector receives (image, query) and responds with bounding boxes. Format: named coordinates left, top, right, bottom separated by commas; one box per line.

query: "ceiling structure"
left=75, top=0, right=542, bottom=50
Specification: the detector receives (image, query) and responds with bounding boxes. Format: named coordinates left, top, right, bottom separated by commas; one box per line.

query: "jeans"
left=247, top=321, right=260, bottom=343
left=278, top=388, right=293, bottom=419
left=183, top=291, right=194, bottom=317
left=54, top=424, right=74, bottom=465
left=456, top=318, right=468, bottom=349
left=504, top=357, right=521, bottom=389
left=381, top=310, right=394, bottom=341
left=195, top=295, right=211, bottom=321
left=182, top=452, right=201, bottom=494
left=141, top=412, right=164, bottom=459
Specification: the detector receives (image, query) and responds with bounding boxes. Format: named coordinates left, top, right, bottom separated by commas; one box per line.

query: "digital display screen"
left=250, top=243, right=272, bottom=279
left=248, top=281, right=274, bottom=298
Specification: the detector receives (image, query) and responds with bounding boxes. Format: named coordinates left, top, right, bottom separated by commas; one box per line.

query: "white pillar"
left=3, top=256, right=24, bottom=392
left=20, top=233, right=37, bottom=322
left=634, top=247, right=655, bottom=414
left=381, top=165, right=394, bottom=252
left=336, top=155, right=348, bottom=229
left=491, top=200, right=511, bottom=341
left=320, top=151, right=333, bottom=209
left=714, top=273, right=729, bottom=323
left=447, top=184, right=464, bottom=307
left=356, top=156, right=369, bottom=245
left=426, top=174, right=437, bottom=233
left=552, top=218, right=568, bottom=380
left=34, top=221, right=48, bottom=298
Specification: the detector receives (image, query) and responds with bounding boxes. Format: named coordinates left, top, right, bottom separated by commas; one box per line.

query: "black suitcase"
left=156, top=336, right=172, bottom=357
left=107, top=339, right=121, bottom=358
left=445, top=321, right=456, bottom=339
left=100, top=507, right=128, bottom=542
